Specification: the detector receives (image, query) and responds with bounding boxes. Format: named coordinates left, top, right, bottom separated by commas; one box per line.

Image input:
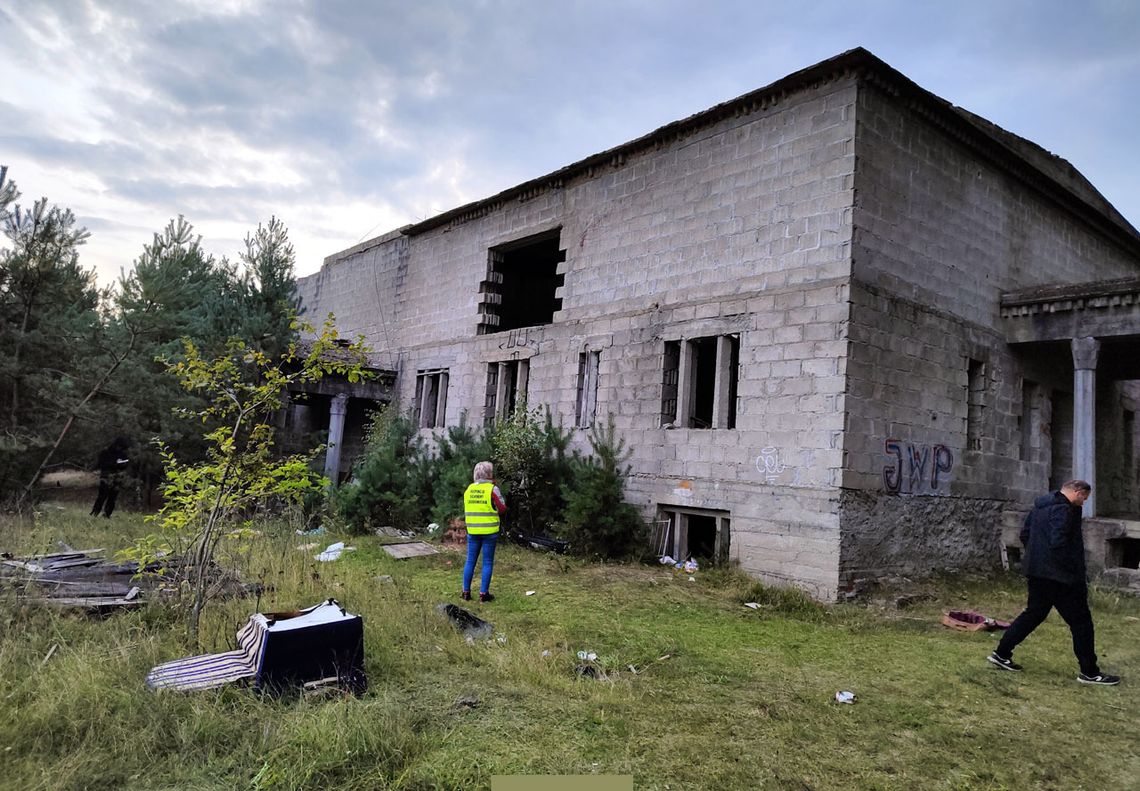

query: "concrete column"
left=712, top=335, right=732, bottom=428
left=495, top=362, right=510, bottom=422
left=1071, top=337, right=1100, bottom=516
left=324, top=393, right=350, bottom=484
left=676, top=340, right=694, bottom=428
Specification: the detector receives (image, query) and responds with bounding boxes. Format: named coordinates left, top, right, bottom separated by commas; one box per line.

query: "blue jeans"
left=462, top=533, right=499, bottom=594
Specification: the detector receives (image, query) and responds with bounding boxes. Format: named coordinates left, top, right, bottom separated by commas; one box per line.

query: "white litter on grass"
left=541, top=650, right=552, bottom=658
left=525, top=590, right=536, bottom=596
left=496, top=635, right=507, bottom=644
left=835, top=691, right=856, bottom=704
left=688, top=576, right=696, bottom=582
left=743, top=602, right=760, bottom=609
left=659, top=555, right=676, bottom=566
left=576, top=650, right=598, bottom=661
left=315, top=542, right=355, bottom=562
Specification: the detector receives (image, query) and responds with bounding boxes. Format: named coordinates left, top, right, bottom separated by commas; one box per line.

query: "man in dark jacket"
left=988, top=480, right=1120, bottom=685
left=90, top=436, right=130, bottom=518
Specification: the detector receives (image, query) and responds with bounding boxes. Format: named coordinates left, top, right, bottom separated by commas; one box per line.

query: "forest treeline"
left=0, top=165, right=301, bottom=507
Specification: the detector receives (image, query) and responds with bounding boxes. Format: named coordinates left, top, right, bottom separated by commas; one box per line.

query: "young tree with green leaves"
left=125, top=320, right=371, bottom=642
left=558, top=416, right=645, bottom=558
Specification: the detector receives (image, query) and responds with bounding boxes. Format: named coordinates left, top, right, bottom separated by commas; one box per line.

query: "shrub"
left=557, top=416, right=644, bottom=558
left=334, top=408, right=432, bottom=534
left=429, top=411, right=494, bottom=526
left=491, top=401, right=576, bottom=535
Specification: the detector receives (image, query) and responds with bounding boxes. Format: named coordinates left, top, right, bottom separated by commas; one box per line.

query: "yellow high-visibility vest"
left=463, top=482, right=500, bottom=535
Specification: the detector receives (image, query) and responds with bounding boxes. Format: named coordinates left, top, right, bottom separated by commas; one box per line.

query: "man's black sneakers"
left=987, top=652, right=1023, bottom=672
left=1077, top=672, right=1121, bottom=686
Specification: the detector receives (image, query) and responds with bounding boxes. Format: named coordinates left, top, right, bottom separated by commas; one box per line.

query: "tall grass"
left=1, top=505, right=1137, bottom=790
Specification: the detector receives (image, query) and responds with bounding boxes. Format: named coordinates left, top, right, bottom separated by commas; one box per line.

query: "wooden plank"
left=382, top=541, right=439, bottom=559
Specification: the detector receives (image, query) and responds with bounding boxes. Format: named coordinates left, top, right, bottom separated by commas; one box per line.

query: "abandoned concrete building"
left=295, top=47, right=1140, bottom=600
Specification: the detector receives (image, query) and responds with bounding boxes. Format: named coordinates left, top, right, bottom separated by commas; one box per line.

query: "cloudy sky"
left=2, top=0, right=1138, bottom=287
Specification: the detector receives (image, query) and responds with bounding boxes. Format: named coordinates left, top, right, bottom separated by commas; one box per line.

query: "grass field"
left=1, top=504, right=1136, bottom=790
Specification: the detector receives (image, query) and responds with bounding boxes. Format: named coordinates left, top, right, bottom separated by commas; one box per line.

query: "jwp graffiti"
left=882, top=440, right=954, bottom=494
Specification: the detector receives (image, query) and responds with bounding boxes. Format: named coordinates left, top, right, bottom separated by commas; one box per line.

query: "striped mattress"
left=146, top=616, right=267, bottom=692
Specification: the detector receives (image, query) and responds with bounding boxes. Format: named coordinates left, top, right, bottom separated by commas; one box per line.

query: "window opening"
left=1124, top=409, right=1135, bottom=474
left=661, top=341, right=680, bottom=424
left=478, top=229, right=565, bottom=334
left=414, top=369, right=449, bottom=429
left=484, top=359, right=529, bottom=426
left=575, top=350, right=600, bottom=428
left=1019, top=379, right=1039, bottom=462
left=966, top=358, right=986, bottom=452
left=1049, top=390, right=1074, bottom=490
left=661, top=334, right=739, bottom=429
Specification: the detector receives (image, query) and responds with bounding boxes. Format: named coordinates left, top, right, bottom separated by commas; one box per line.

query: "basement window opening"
left=656, top=507, right=730, bottom=565
left=1106, top=537, right=1140, bottom=570
left=660, top=334, right=739, bottom=429
left=478, top=229, right=566, bottom=334
left=414, top=369, right=449, bottom=429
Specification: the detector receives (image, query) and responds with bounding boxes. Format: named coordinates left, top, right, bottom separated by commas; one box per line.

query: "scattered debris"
left=381, top=541, right=438, bottom=559
left=895, top=592, right=934, bottom=610
left=294, top=526, right=326, bottom=536
left=373, top=526, right=415, bottom=539
left=541, top=650, right=552, bottom=658
left=507, top=530, right=569, bottom=554
left=941, top=610, right=1010, bottom=632
left=426, top=523, right=440, bottom=535
left=315, top=542, right=356, bottom=562
left=743, top=602, right=760, bottom=609
left=40, top=643, right=59, bottom=667
left=0, top=548, right=251, bottom=612
left=688, top=576, right=696, bottom=583
left=452, top=693, right=481, bottom=711
left=496, top=634, right=507, bottom=644
left=525, top=590, right=536, bottom=596
left=437, top=603, right=493, bottom=641
left=835, top=691, right=856, bottom=704
left=577, top=650, right=598, bottom=661
left=575, top=664, right=599, bottom=679
left=146, top=599, right=366, bottom=695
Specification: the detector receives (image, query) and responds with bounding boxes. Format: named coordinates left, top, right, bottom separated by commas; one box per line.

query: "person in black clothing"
left=988, top=480, right=1120, bottom=685
left=90, top=436, right=130, bottom=518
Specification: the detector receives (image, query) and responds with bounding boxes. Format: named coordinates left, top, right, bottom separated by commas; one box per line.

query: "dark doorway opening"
left=686, top=514, right=718, bottom=560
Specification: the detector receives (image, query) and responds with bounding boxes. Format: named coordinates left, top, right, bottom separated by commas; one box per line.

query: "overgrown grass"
left=2, top=504, right=1137, bottom=790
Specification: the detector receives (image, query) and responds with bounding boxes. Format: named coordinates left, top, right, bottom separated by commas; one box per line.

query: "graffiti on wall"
left=882, top=439, right=954, bottom=494
left=498, top=326, right=542, bottom=351
left=756, top=447, right=788, bottom=483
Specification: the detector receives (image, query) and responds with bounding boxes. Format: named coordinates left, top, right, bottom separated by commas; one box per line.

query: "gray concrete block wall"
left=852, top=82, right=1140, bottom=332
left=840, top=80, right=1140, bottom=585
left=299, top=78, right=860, bottom=598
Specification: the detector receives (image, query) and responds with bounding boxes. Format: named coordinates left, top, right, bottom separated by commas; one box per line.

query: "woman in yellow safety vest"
left=462, top=461, right=507, bottom=602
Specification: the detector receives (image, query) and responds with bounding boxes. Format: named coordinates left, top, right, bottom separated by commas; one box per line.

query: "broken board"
left=381, top=541, right=439, bottom=559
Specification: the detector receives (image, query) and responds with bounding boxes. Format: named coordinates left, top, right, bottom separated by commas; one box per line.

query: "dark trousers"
left=995, top=576, right=1099, bottom=675
left=91, top=478, right=119, bottom=518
